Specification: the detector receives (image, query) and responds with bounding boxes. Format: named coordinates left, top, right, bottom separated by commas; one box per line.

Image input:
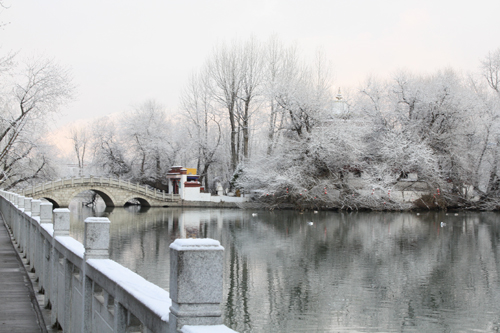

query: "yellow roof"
left=186, top=168, right=197, bottom=175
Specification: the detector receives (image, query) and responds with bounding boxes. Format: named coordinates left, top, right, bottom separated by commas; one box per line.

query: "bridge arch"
left=90, top=189, right=115, bottom=207
left=68, top=187, right=117, bottom=207
left=124, top=196, right=151, bottom=207
left=41, top=197, right=60, bottom=208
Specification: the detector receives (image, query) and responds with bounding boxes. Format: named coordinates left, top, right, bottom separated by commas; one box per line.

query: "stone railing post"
left=40, top=203, right=53, bottom=224
left=32, top=200, right=41, bottom=217
left=83, top=217, right=110, bottom=260
left=23, top=197, right=32, bottom=266
left=24, top=197, right=32, bottom=213
left=16, top=195, right=25, bottom=250
left=13, top=195, right=24, bottom=246
left=40, top=203, right=53, bottom=308
left=6, top=193, right=16, bottom=229
left=53, top=208, right=70, bottom=237
left=83, top=217, right=110, bottom=333
left=23, top=198, right=35, bottom=271
left=17, top=195, right=25, bottom=209
left=31, top=200, right=41, bottom=290
left=51, top=208, right=70, bottom=327
left=169, top=239, right=224, bottom=333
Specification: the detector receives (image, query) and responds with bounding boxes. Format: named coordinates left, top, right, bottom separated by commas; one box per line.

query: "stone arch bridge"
left=20, top=177, right=180, bottom=208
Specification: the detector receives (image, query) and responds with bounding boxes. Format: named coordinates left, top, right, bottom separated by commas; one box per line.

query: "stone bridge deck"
left=20, top=177, right=180, bottom=208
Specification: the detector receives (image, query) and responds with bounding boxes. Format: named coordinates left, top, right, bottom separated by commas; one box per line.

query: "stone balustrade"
left=0, top=190, right=236, bottom=333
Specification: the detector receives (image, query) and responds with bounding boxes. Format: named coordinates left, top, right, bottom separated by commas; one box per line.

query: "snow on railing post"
left=40, top=202, right=53, bottom=308
left=82, top=217, right=110, bottom=333
left=169, top=239, right=225, bottom=332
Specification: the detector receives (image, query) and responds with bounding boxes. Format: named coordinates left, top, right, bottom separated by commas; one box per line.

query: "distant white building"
left=331, top=88, right=349, bottom=117
left=166, top=166, right=249, bottom=203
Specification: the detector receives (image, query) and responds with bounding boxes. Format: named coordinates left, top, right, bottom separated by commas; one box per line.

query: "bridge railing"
left=21, top=177, right=181, bottom=202
left=0, top=191, right=236, bottom=333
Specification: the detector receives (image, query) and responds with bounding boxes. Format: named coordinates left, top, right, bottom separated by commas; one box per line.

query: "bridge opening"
left=124, top=197, right=151, bottom=207
left=42, top=197, right=60, bottom=208
left=70, top=190, right=115, bottom=208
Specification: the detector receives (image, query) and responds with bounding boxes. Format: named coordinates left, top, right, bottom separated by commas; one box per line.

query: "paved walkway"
left=0, top=215, right=46, bottom=333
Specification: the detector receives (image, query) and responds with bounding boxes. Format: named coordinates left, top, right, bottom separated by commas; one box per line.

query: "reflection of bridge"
left=20, top=177, right=180, bottom=208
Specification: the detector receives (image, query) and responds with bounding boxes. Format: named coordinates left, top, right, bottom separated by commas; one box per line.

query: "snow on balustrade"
left=0, top=190, right=236, bottom=333
left=87, top=259, right=171, bottom=321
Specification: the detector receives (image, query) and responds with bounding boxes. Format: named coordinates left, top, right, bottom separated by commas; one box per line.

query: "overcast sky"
left=1, top=0, right=499, bottom=129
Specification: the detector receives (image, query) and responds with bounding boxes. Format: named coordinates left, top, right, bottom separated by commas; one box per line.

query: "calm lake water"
left=68, top=202, right=500, bottom=333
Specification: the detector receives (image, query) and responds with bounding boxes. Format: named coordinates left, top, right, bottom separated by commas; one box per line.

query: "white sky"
left=1, top=0, right=499, bottom=130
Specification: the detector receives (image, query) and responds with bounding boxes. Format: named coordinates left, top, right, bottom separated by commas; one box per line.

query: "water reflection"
left=68, top=204, right=500, bottom=332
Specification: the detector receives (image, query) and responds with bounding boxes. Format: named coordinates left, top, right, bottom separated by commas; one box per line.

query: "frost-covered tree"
left=90, top=117, right=130, bottom=178
left=273, top=49, right=333, bottom=139
left=181, top=69, right=224, bottom=191
left=68, top=125, right=88, bottom=176
left=481, top=47, right=500, bottom=94
left=0, top=55, right=73, bottom=188
left=206, top=41, right=244, bottom=172
left=122, top=100, right=180, bottom=188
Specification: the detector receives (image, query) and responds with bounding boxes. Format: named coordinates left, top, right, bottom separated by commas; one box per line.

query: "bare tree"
left=90, top=117, right=130, bottom=178
left=181, top=69, right=223, bottom=191
left=206, top=41, right=243, bottom=171
left=69, top=125, right=88, bottom=176
left=0, top=56, right=73, bottom=188
left=122, top=100, right=180, bottom=189
left=274, top=48, right=333, bottom=139
left=262, top=37, right=288, bottom=155
left=481, top=48, right=500, bottom=94
left=237, top=37, right=264, bottom=159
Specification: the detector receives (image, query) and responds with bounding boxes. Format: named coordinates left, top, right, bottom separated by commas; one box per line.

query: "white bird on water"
left=440, top=222, right=446, bottom=227
left=252, top=213, right=257, bottom=217
left=307, top=222, right=314, bottom=226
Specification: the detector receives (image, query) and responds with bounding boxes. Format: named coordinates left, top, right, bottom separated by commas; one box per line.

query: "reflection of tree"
left=225, top=225, right=252, bottom=331
left=217, top=211, right=500, bottom=332
left=68, top=208, right=500, bottom=332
